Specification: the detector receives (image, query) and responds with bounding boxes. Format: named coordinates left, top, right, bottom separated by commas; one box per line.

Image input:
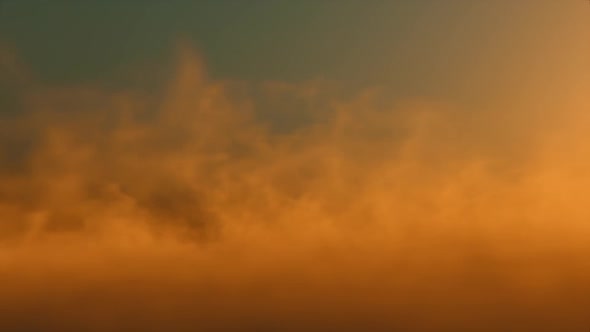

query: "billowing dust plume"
left=1, top=43, right=590, bottom=331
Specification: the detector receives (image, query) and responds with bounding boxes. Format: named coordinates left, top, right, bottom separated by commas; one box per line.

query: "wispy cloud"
left=0, top=43, right=589, bottom=331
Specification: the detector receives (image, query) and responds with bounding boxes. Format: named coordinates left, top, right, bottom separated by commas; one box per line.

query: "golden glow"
left=1, top=41, right=590, bottom=331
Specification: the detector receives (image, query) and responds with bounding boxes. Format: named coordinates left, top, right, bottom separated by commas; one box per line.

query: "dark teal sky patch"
left=0, top=1, right=584, bottom=109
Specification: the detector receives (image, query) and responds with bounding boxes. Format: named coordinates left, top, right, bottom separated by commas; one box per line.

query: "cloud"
left=1, top=42, right=590, bottom=331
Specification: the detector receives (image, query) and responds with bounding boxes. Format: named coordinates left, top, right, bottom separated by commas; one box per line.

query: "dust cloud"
left=1, top=43, right=590, bottom=331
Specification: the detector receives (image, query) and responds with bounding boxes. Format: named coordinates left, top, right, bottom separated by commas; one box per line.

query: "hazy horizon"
left=1, top=1, right=590, bottom=331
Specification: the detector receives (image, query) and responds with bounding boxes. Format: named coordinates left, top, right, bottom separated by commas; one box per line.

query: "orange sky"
left=1, top=2, right=590, bottom=331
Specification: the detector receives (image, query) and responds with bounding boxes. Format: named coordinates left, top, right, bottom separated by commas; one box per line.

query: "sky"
left=1, top=1, right=590, bottom=331
left=1, top=1, right=587, bottom=102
